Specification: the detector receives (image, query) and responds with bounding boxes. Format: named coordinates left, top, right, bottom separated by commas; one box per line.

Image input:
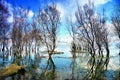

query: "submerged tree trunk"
left=2, top=40, right=5, bottom=52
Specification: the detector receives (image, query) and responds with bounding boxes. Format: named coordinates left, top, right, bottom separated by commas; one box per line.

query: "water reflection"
left=0, top=49, right=119, bottom=80
left=39, top=56, right=56, bottom=80
left=84, top=53, right=110, bottom=80
left=71, top=57, right=77, bottom=80
left=0, top=51, right=57, bottom=80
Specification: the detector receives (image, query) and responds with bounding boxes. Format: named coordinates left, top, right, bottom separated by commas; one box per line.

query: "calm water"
left=0, top=51, right=119, bottom=80
left=0, top=44, right=119, bottom=80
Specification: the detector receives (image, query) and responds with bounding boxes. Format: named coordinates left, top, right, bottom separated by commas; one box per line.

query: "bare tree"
left=12, top=14, right=23, bottom=54
left=111, top=4, right=120, bottom=39
left=30, top=17, right=42, bottom=54
left=111, top=4, right=120, bottom=56
left=0, top=0, right=11, bottom=52
left=111, top=4, right=120, bottom=80
left=39, top=3, right=60, bottom=57
left=12, top=7, right=35, bottom=55
left=66, top=16, right=80, bottom=58
left=12, top=7, right=28, bottom=54
left=75, top=1, right=110, bottom=79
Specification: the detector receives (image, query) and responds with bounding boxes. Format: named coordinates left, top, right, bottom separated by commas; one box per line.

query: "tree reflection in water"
left=84, top=53, right=110, bottom=80
left=39, top=55, right=56, bottom=80
left=0, top=51, right=39, bottom=80
left=0, top=49, right=118, bottom=80
left=71, top=57, right=77, bottom=80
left=70, top=53, right=78, bottom=80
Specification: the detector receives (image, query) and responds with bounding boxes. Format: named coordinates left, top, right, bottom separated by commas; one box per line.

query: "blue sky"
left=5, top=0, right=120, bottom=44
left=6, top=0, right=120, bottom=23
left=6, top=0, right=119, bottom=15
left=5, top=0, right=120, bottom=31
left=1, top=0, right=120, bottom=55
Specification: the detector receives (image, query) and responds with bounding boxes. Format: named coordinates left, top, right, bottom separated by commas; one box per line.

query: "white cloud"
left=28, top=10, right=34, bottom=18
left=58, top=34, right=72, bottom=46
left=69, top=0, right=111, bottom=6
left=93, top=0, right=111, bottom=6
left=26, top=10, right=34, bottom=22
left=57, top=0, right=111, bottom=22
left=7, top=16, right=13, bottom=23
left=57, top=3, right=65, bottom=22
left=2, top=1, right=14, bottom=23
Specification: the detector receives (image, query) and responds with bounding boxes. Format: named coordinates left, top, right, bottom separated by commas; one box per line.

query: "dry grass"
left=0, top=64, right=26, bottom=77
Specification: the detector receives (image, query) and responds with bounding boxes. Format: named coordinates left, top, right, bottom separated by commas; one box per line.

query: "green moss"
left=39, top=71, right=56, bottom=80
left=46, top=71, right=55, bottom=80
left=114, top=69, right=120, bottom=80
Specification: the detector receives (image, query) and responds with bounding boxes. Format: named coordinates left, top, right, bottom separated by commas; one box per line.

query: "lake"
left=0, top=45, right=119, bottom=80
left=0, top=52, right=120, bottom=80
